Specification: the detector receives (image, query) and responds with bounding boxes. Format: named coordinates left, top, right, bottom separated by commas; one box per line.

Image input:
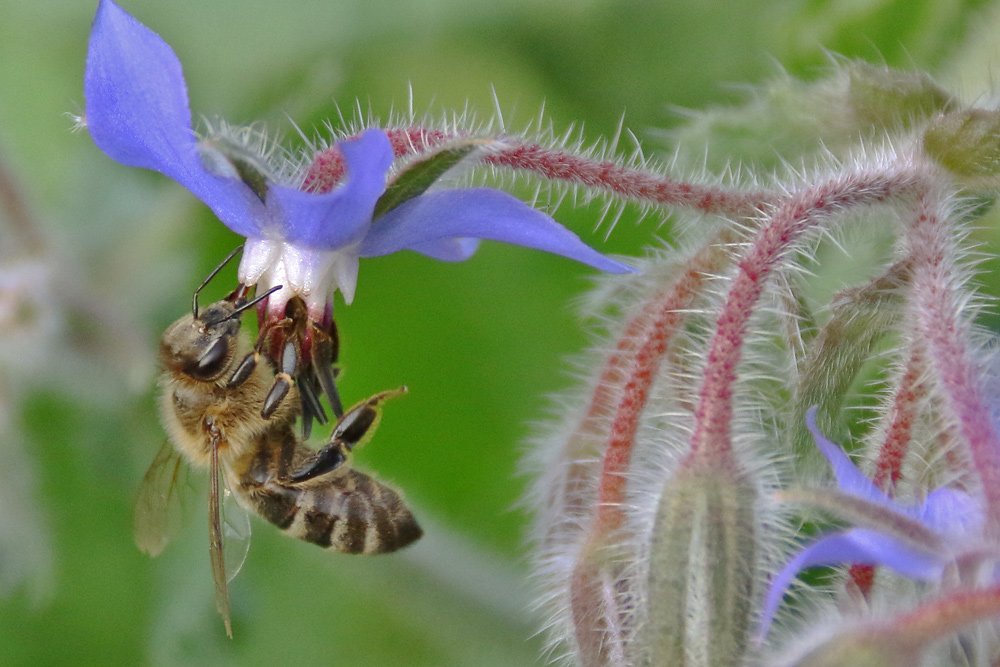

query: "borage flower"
left=758, top=407, right=987, bottom=641
left=83, top=0, right=635, bottom=327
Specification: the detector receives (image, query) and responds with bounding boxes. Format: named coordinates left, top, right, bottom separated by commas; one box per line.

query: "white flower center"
left=238, top=237, right=361, bottom=316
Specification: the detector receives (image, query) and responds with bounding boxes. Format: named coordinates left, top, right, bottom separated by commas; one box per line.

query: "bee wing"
left=208, top=430, right=233, bottom=638
left=134, top=440, right=190, bottom=557
left=221, top=471, right=251, bottom=584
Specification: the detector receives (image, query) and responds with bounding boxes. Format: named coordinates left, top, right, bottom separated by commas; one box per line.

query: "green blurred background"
left=2, top=0, right=1000, bottom=664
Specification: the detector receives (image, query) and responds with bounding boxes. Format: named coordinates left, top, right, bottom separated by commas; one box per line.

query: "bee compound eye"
left=192, top=337, right=229, bottom=379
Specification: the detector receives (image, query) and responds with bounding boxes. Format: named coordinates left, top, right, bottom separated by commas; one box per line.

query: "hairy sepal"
left=634, top=467, right=758, bottom=667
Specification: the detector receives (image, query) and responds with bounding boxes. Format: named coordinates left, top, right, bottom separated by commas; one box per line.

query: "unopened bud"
left=634, top=466, right=758, bottom=667
left=924, top=108, right=1000, bottom=180
left=847, top=63, right=955, bottom=131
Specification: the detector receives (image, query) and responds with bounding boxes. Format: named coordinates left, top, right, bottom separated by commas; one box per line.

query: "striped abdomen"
left=231, top=427, right=422, bottom=554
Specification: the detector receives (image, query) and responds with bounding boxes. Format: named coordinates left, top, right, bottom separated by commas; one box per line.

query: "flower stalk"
left=525, top=62, right=1000, bottom=666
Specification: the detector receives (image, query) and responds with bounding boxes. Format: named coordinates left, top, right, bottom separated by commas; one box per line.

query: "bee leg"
left=227, top=351, right=258, bottom=389
left=310, top=321, right=344, bottom=419
left=332, top=387, right=407, bottom=449
left=286, top=442, right=348, bottom=483
left=288, top=389, right=406, bottom=483
left=298, top=372, right=328, bottom=440
left=332, top=402, right=379, bottom=449
left=261, top=340, right=297, bottom=419
left=262, top=374, right=293, bottom=419
left=315, top=362, right=344, bottom=419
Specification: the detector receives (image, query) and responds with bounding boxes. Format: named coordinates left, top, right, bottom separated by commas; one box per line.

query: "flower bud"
left=846, top=63, right=955, bottom=131
left=634, top=465, right=758, bottom=667
left=924, top=108, right=1000, bottom=180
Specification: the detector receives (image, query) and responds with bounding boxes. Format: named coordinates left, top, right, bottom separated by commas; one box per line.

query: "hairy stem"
left=687, top=166, right=925, bottom=467
left=849, top=343, right=927, bottom=596
left=907, top=193, right=1000, bottom=534
left=593, top=232, right=736, bottom=535
left=304, top=127, right=775, bottom=218
left=873, top=343, right=928, bottom=491
left=877, top=586, right=1000, bottom=651
left=563, top=232, right=734, bottom=665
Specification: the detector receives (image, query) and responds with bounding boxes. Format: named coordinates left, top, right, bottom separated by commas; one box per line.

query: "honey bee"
left=135, top=252, right=421, bottom=636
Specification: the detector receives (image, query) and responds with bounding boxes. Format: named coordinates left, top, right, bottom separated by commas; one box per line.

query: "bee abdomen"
left=292, top=470, right=422, bottom=554
left=251, top=485, right=300, bottom=530
left=237, top=430, right=422, bottom=554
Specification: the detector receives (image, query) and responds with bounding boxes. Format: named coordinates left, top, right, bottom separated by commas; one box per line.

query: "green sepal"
left=781, top=632, right=915, bottom=667
left=790, top=261, right=909, bottom=463
left=372, top=139, right=484, bottom=220
left=847, top=63, right=956, bottom=131
left=200, top=136, right=271, bottom=203
left=924, top=108, right=1000, bottom=180
left=636, top=468, right=757, bottom=667
left=670, top=64, right=956, bottom=174
left=230, top=156, right=269, bottom=203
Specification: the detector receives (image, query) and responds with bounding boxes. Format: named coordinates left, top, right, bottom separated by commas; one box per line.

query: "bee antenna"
left=193, top=245, right=245, bottom=319
left=225, top=284, right=283, bottom=321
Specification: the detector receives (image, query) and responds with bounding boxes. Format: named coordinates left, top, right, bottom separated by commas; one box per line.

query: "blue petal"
left=86, top=0, right=192, bottom=173
left=759, top=529, right=945, bottom=639
left=805, top=407, right=882, bottom=500
left=805, top=408, right=981, bottom=533
left=921, top=487, right=984, bottom=539
left=358, top=188, right=638, bottom=273
left=408, top=238, right=482, bottom=262
left=805, top=407, right=917, bottom=515
left=85, top=0, right=262, bottom=237
left=267, top=130, right=394, bottom=249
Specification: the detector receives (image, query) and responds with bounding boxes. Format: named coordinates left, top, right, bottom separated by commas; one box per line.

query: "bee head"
left=160, top=283, right=282, bottom=383
left=160, top=298, right=243, bottom=381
